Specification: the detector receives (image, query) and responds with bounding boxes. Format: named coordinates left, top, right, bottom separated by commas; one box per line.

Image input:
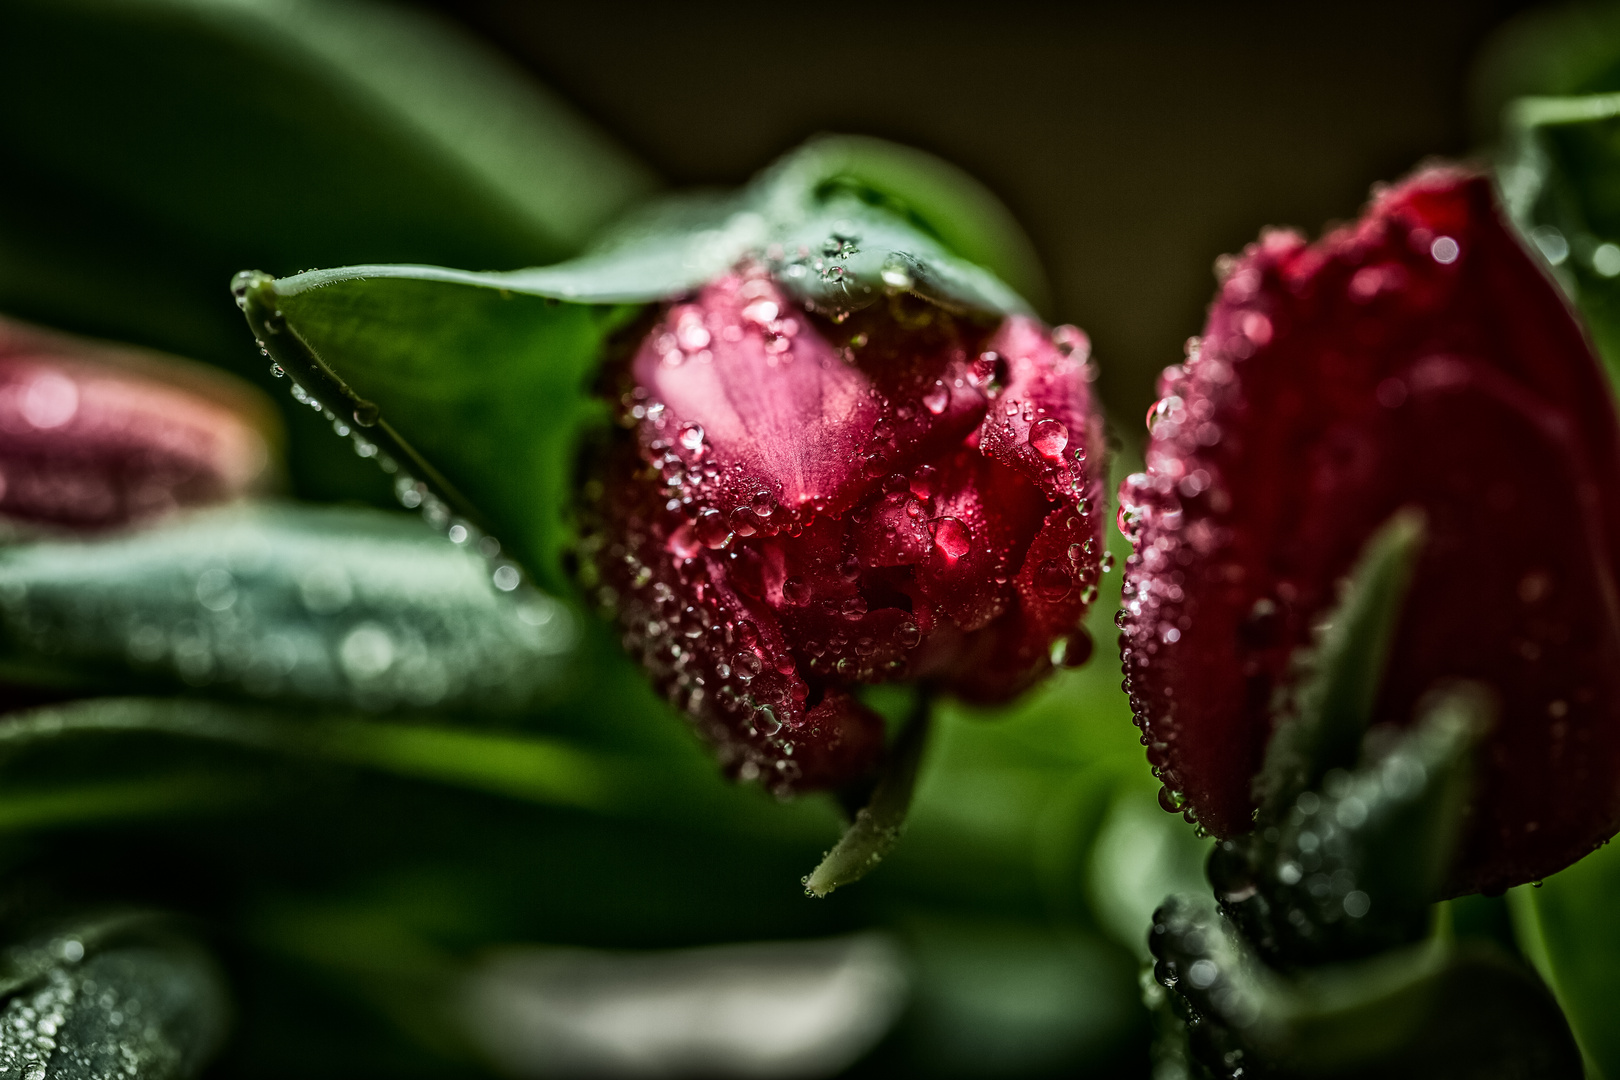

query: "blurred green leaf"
left=0, top=917, right=228, bottom=1080
left=1473, top=5, right=1620, bottom=137
left=0, top=0, right=654, bottom=282
left=0, top=503, right=579, bottom=713
left=1511, top=835, right=1620, bottom=1078
left=1151, top=893, right=1580, bottom=1078
left=1498, top=92, right=1620, bottom=392
left=0, top=0, right=656, bottom=508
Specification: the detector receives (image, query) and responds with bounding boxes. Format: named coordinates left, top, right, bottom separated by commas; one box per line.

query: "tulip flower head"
left=0, top=318, right=274, bottom=531
left=1119, top=167, right=1620, bottom=895
left=589, top=266, right=1106, bottom=793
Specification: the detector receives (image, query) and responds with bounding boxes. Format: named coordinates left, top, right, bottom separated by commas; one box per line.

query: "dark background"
left=427, top=0, right=1544, bottom=426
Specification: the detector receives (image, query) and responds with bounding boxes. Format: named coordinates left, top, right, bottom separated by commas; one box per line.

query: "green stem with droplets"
left=803, top=689, right=933, bottom=897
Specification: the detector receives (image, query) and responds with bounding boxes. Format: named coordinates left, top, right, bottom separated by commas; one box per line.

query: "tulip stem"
left=803, top=688, right=933, bottom=898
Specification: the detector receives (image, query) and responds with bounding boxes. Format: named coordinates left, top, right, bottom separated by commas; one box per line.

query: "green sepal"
left=1252, top=509, right=1427, bottom=819
left=1213, top=683, right=1489, bottom=971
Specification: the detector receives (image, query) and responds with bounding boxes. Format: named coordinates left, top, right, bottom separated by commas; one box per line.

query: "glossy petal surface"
left=1119, top=168, right=1620, bottom=894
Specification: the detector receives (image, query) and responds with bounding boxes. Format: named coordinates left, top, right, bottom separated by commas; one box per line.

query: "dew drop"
left=668, top=521, right=702, bottom=559
left=1061, top=628, right=1094, bottom=667
left=910, top=465, right=937, bottom=500
left=1029, top=417, right=1070, bottom=460
left=1033, top=560, right=1073, bottom=601
left=922, top=380, right=950, bottom=415
left=696, top=508, right=732, bottom=549
left=782, top=578, right=811, bottom=605
left=933, top=517, right=971, bottom=561
left=841, top=596, right=867, bottom=620
left=896, top=621, right=921, bottom=648
left=679, top=422, right=706, bottom=455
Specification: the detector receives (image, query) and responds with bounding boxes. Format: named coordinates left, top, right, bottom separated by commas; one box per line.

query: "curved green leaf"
left=0, top=918, right=228, bottom=1080
left=0, top=0, right=654, bottom=276
left=1511, top=836, right=1620, bottom=1078
left=0, top=503, right=578, bottom=713
left=1499, top=91, right=1620, bottom=393
left=757, top=135, right=1050, bottom=314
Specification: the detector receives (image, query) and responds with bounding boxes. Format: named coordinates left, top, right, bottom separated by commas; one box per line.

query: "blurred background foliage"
left=0, top=0, right=1611, bottom=1077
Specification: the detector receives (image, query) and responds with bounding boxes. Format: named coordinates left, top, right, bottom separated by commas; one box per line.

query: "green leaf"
left=758, top=135, right=1050, bottom=314
left=0, top=0, right=654, bottom=282
left=240, top=135, right=1040, bottom=587
left=1511, top=832, right=1620, bottom=1078
left=1150, top=893, right=1580, bottom=1078
left=0, top=0, right=656, bottom=509
left=0, top=502, right=579, bottom=713
left=1498, top=92, right=1620, bottom=393
left=238, top=272, right=636, bottom=589
left=1252, top=509, right=1427, bottom=818
left=0, top=916, right=228, bottom=1080
left=0, top=698, right=624, bottom=817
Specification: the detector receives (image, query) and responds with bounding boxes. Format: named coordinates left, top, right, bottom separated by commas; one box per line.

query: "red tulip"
left=0, top=317, right=275, bottom=530
left=1118, top=166, right=1620, bottom=894
left=588, top=267, right=1106, bottom=793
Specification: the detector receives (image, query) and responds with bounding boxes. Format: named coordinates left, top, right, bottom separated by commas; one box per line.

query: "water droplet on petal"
left=922, top=380, right=950, bottom=415
left=1030, top=417, right=1069, bottom=460
left=696, top=508, right=732, bottom=548
left=679, top=422, right=706, bottom=455
left=933, top=517, right=971, bottom=561
left=783, top=578, right=811, bottom=605
left=1033, top=559, right=1073, bottom=601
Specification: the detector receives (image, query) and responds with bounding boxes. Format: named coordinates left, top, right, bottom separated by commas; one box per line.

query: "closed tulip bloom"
left=589, top=266, right=1106, bottom=793
left=0, top=318, right=275, bottom=531
left=1118, top=167, right=1620, bottom=895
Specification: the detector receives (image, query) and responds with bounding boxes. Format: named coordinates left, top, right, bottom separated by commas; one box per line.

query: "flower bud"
left=0, top=317, right=275, bottom=530
left=1119, top=167, right=1620, bottom=894
left=589, top=268, right=1106, bottom=793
